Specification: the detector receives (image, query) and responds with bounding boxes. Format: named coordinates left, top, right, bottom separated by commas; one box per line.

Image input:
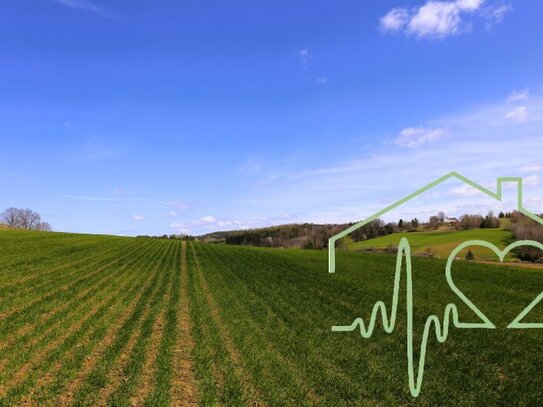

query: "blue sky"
left=1, top=0, right=542, bottom=235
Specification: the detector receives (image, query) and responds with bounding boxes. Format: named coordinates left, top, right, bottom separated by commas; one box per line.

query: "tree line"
left=221, top=223, right=345, bottom=250
left=509, top=211, right=543, bottom=262
left=136, top=234, right=195, bottom=240
left=0, top=208, right=52, bottom=231
left=209, top=210, right=506, bottom=251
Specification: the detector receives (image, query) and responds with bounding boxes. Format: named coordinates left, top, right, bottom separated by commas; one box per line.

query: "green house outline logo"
left=327, top=171, right=543, bottom=397
left=328, top=171, right=543, bottom=273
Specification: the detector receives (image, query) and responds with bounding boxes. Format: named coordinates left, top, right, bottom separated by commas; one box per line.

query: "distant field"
left=1, top=229, right=543, bottom=405
left=351, top=228, right=514, bottom=261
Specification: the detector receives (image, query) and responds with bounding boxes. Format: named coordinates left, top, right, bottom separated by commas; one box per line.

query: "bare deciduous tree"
left=459, top=214, right=484, bottom=230
left=19, top=208, right=41, bottom=229
left=1, top=207, right=21, bottom=227
left=509, top=211, right=543, bottom=262
left=0, top=208, right=52, bottom=231
left=36, top=222, right=52, bottom=231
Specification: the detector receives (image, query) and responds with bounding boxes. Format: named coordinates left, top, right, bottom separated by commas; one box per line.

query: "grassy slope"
left=351, top=228, right=514, bottom=261
left=1, top=229, right=543, bottom=405
left=191, top=243, right=543, bottom=406
left=0, top=229, right=181, bottom=406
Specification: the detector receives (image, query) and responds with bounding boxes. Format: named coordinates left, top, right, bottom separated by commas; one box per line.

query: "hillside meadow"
left=0, top=229, right=542, bottom=405
left=350, top=228, right=515, bottom=261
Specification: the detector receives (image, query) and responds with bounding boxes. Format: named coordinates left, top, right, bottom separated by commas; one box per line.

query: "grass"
left=350, top=228, right=514, bottom=261
left=0, top=229, right=543, bottom=405
left=189, top=243, right=543, bottom=405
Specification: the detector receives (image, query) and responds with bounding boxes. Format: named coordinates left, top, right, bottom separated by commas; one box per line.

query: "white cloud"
left=55, top=0, right=113, bottom=18
left=200, top=215, right=217, bottom=223
left=505, top=106, right=528, bottom=122
left=408, top=1, right=469, bottom=38
left=380, top=8, right=409, bottom=31
left=380, top=0, right=509, bottom=39
left=449, top=184, right=486, bottom=196
left=524, top=175, right=540, bottom=186
left=394, top=127, right=448, bottom=148
left=519, top=165, right=542, bottom=173
left=168, top=211, right=177, bottom=217
left=507, top=88, right=529, bottom=103
left=133, top=214, right=145, bottom=221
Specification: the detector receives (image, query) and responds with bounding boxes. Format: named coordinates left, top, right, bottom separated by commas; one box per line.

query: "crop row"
left=188, top=242, right=543, bottom=406
left=0, top=234, right=185, bottom=405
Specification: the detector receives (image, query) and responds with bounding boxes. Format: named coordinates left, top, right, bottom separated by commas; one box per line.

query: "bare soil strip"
left=190, top=242, right=266, bottom=407
left=130, top=243, right=178, bottom=405
left=14, top=243, right=160, bottom=405
left=0, top=240, right=158, bottom=372
left=0, top=239, right=152, bottom=322
left=91, top=243, right=175, bottom=406
left=55, top=245, right=165, bottom=407
left=0, top=259, right=141, bottom=399
left=203, top=246, right=321, bottom=405
left=0, top=238, right=136, bottom=292
left=130, top=313, right=166, bottom=406
left=170, top=241, right=199, bottom=406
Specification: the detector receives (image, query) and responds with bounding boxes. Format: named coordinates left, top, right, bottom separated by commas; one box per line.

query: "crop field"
left=350, top=228, right=514, bottom=261
left=1, top=229, right=543, bottom=405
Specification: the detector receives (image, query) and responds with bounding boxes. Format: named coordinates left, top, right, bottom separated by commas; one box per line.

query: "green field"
left=350, top=228, right=514, bottom=261
left=1, top=229, right=543, bottom=405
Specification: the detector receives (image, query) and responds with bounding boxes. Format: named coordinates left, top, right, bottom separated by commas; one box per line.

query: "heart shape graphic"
left=446, top=239, right=543, bottom=329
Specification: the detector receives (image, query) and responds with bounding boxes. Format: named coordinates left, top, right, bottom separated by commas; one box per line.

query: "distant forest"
left=198, top=210, right=543, bottom=262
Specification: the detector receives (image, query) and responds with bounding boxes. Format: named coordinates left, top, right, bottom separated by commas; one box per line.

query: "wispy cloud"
left=507, top=88, right=529, bottom=103
left=394, top=127, right=448, bottom=148
left=133, top=214, right=145, bottom=221
left=505, top=106, right=528, bottom=122
left=449, top=183, right=488, bottom=197
left=60, top=195, right=191, bottom=208
left=171, top=214, right=298, bottom=234
left=519, top=165, right=542, bottom=173
left=480, top=2, right=512, bottom=30
left=60, top=195, right=123, bottom=202
left=55, top=0, right=114, bottom=18
left=165, top=200, right=189, bottom=209
left=231, top=91, right=543, bottom=227
left=524, top=175, right=540, bottom=186
left=380, top=0, right=510, bottom=39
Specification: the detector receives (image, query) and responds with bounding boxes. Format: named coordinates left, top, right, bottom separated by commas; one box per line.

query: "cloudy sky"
left=1, top=0, right=542, bottom=235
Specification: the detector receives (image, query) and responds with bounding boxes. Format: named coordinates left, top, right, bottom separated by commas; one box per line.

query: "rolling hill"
left=350, top=228, right=515, bottom=261
left=0, top=228, right=543, bottom=404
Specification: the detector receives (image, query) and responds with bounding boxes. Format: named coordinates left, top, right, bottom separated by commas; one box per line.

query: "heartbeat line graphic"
left=332, top=237, right=543, bottom=397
